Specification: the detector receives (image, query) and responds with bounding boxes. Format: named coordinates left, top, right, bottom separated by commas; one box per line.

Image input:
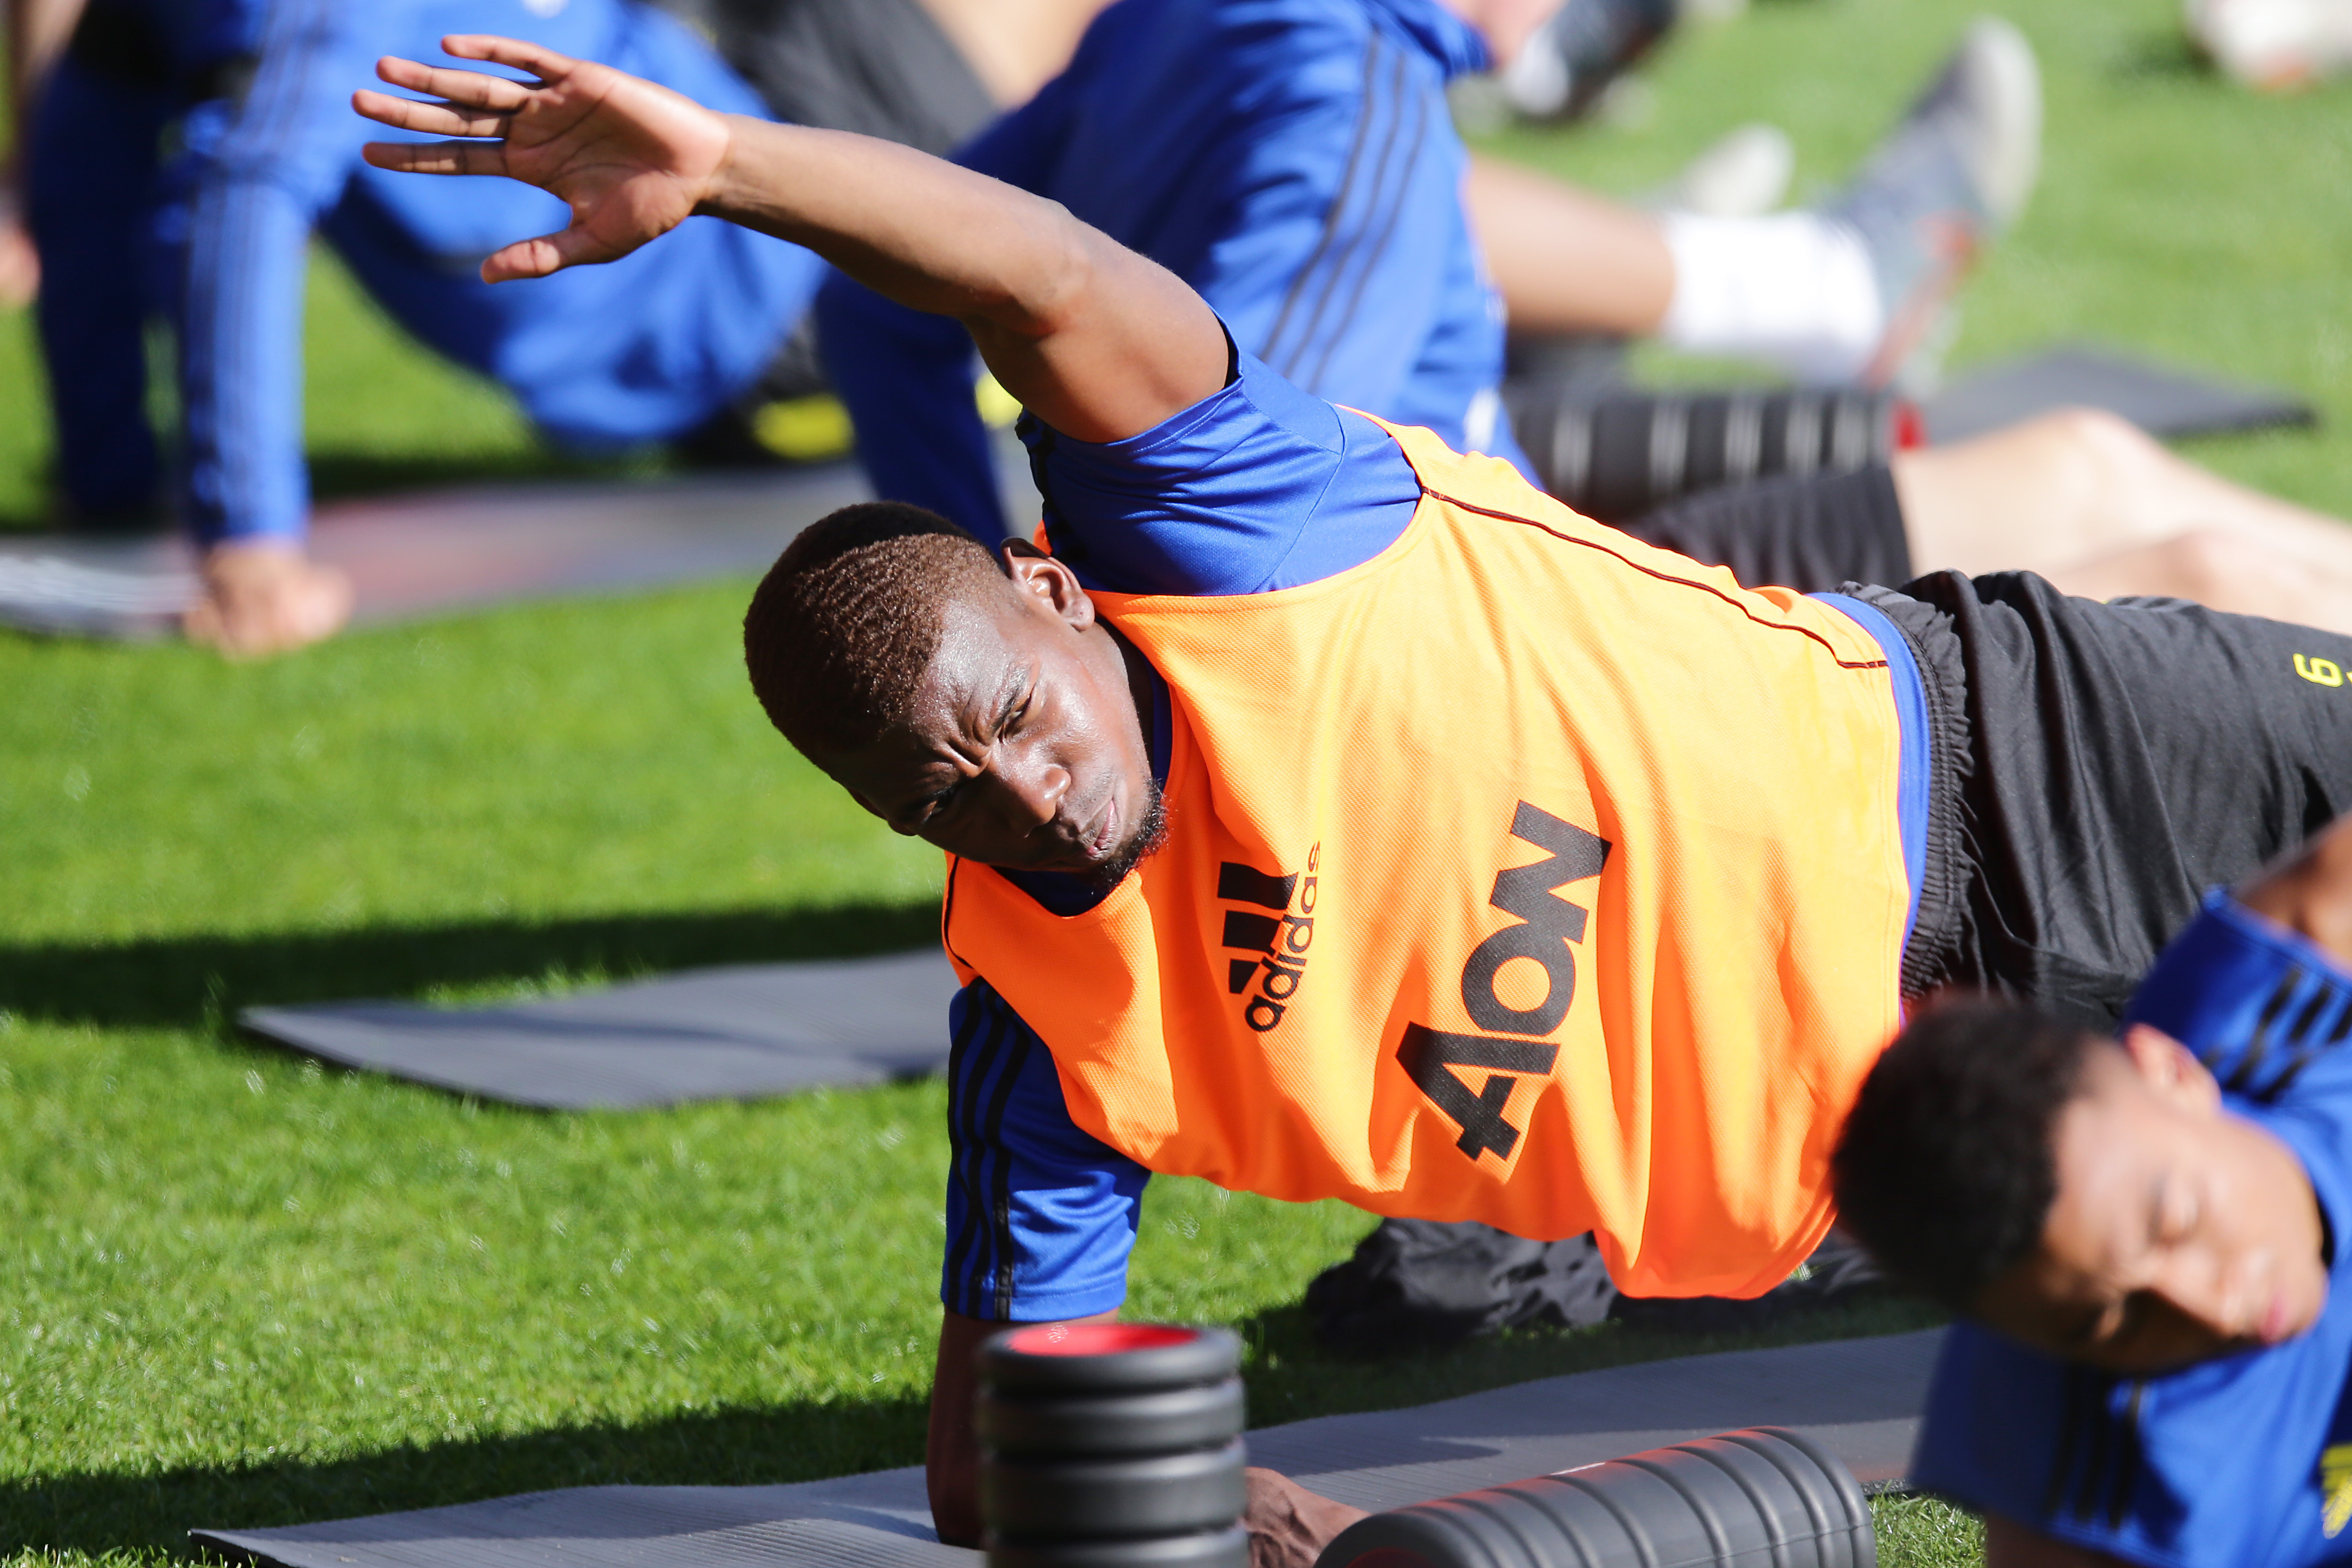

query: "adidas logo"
left=1216, top=846, right=1320, bottom=1033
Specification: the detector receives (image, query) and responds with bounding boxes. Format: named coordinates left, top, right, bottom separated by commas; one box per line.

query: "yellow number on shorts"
left=2296, top=654, right=2345, bottom=687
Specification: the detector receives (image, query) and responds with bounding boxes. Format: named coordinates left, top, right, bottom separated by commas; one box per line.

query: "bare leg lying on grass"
left=1896, top=406, right=2352, bottom=635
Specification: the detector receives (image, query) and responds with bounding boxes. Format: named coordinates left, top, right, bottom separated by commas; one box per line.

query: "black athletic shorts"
left=1849, top=571, right=2352, bottom=1027
left=1613, top=465, right=1913, bottom=595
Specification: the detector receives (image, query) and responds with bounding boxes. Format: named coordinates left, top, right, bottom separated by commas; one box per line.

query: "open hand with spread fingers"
left=350, top=31, right=1224, bottom=443
left=353, top=35, right=737, bottom=283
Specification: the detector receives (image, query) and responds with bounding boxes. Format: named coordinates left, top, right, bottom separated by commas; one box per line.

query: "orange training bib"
left=943, top=420, right=1910, bottom=1298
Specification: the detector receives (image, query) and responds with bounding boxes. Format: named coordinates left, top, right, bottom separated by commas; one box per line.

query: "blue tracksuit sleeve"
left=817, top=275, right=1008, bottom=541
left=815, top=66, right=1095, bottom=545
left=177, top=170, right=313, bottom=544
left=942, top=978, right=1149, bottom=1321
left=170, top=0, right=377, bottom=545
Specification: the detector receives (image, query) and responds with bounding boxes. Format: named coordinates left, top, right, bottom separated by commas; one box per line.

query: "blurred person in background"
left=821, top=0, right=2352, bottom=637
left=2187, top=0, right=2352, bottom=88
left=0, top=0, right=1003, bottom=657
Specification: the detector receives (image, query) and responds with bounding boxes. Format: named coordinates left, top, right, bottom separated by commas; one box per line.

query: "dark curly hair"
left=743, top=501, right=1006, bottom=757
left=1831, top=998, right=2098, bottom=1312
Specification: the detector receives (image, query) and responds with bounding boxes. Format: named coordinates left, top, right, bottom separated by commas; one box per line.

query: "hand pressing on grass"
left=184, top=541, right=355, bottom=660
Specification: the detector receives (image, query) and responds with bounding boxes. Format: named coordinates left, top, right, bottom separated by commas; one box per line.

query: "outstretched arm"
left=352, top=36, right=1223, bottom=444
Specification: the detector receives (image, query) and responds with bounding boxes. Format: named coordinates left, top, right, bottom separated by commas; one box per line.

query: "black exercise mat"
left=241, top=950, right=962, bottom=1110
left=191, top=1329, right=1942, bottom=1568
left=1923, top=342, right=2315, bottom=443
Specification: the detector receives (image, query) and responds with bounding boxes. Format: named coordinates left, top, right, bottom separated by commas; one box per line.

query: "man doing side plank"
left=352, top=41, right=2352, bottom=1562
left=1835, top=814, right=2352, bottom=1568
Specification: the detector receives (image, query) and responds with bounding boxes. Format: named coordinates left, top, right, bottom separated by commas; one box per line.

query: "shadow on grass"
left=0, top=1389, right=931, bottom=1558
left=1233, top=1293, right=1946, bottom=1432
left=0, top=901, right=939, bottom=1032
left=2110, top=29, right=2211, bottom=83
left=306, top=448, right=675, bottom=504
left=4, top=1296, right=1948, bottom=1560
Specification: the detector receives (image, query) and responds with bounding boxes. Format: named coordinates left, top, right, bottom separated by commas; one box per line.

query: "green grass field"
left=7, top=0, right=2350, bottom=1561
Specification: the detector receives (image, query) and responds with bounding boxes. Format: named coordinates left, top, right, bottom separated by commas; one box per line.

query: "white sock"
left=1658, top=211, right=1884, bottom=384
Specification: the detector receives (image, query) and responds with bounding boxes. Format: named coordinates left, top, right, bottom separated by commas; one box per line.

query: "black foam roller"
left=981, top=1323, right=1244, bottom=1398
left=1503, top=385, right=1907, bottom=525
left=979, top=1323, right=1250, bottom=1568
left=987, top=1526, right=1251, bottom=1567
left=982, top=1378, right=1247, bottom=1456
left=1313, top=1426, right=1874, bottom=1568
left=985, top=1439, right=1249, bottom=1539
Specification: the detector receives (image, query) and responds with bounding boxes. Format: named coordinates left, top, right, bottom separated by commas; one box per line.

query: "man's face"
left=818, top=551, right=1162, bottom=879
left=1974, top=1025, right=2331, bottom=1374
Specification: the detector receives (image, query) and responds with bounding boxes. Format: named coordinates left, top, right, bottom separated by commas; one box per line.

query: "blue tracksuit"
left=815, top=0, right=1529, bottom=542
left=28, top=0, right=822, bottom=544
left=1917, top=893, right=2352, bottom=1566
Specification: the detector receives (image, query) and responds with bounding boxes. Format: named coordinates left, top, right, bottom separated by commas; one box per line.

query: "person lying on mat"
left=352, top=40, right=2352, bottom=1563
left=820, top=0, right=2352, bottom=633
left=1832, top=814, right=2352, bottom=1568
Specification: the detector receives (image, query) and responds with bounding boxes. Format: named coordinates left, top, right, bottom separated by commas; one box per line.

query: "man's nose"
left=2153, top=1248, right=2261, bottom=1340
left=991, top=749, right=1069, bottom=832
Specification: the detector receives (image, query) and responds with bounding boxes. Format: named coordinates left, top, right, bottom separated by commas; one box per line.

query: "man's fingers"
left=352, top=89, right=506, bottom=140
left=480, top=226, right=625, bottom=283
left=439, top=34, right=582, bottom=84
left=361, top=138, right=509, bottom=179
left=373, top=55, right=534, bottom=112
left=481, top=236, right=564, bottom=283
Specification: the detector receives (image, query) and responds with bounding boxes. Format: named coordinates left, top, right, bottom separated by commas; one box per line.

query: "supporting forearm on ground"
left=928, top=1307, right=1118, bottom=1545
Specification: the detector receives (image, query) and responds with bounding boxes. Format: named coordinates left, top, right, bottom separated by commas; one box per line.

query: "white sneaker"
left=1656, top=124, right=1797, bottom=218
left=2187, top=0, right=2352, bottom=89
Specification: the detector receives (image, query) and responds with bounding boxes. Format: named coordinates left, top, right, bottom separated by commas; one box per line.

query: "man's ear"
left=1001, top=541, right=1096, bottom=630
left=2119, top=1023, right=2223, bottom=1116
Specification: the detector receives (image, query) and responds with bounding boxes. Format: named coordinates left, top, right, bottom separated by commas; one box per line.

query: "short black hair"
left=742, top=501, right=1005, bottom=757
left=1831, top=998, right=2100, bottom=1312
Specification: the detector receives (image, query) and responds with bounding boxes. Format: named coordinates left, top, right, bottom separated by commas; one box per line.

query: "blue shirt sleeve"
left=1916, top=894, right=2352, bottom=1567
left=816, top=275, right=1004, bottom=540
left=1026, top=348, right=1421, bottom=596
left=943, top=979, right=1149, bottom=1321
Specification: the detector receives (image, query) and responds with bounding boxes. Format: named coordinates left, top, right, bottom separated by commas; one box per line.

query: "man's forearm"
left=695, top=119, right=1221, bottom=444
left=701, top=120, right=1086, bottom=335
left=928, top=1306, right=1119, bottom=1546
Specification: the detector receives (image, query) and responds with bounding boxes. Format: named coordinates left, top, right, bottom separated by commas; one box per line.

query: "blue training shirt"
left=939, top=347, right=1931, bottom=1321
left=1915, top=893, right=2352, bottom=1567
left=158, top=0, right=822, bottom=546
left=817, top=0, right=1525, bottom=544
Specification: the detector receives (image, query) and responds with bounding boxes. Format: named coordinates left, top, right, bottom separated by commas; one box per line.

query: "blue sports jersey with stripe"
left=1915, top=893, right=2352, bottom=1567
left=938, top=347, right=1930, bottom=1322
left=31, top=0, right=821, bottom=544
left=816, top=0, right=1525, bottom=543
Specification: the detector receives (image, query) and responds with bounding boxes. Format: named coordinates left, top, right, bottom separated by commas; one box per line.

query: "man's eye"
left=2154, top=1183, right=2200, bottom=1244
left=912, top=786, right=957, bottom=824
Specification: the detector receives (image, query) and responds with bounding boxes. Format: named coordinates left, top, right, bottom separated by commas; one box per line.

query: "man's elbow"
left=981, top=202, right=1100, bottom=340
